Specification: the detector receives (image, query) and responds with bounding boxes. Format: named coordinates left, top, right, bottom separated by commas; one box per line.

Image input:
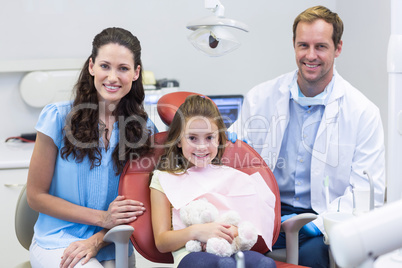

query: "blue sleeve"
left=147, top=118, right=158, bottom=134
left=35, top=103, right=67, bottom=148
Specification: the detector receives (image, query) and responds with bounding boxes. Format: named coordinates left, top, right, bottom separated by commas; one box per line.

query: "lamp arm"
left=205, top=0, right=225, bottom=17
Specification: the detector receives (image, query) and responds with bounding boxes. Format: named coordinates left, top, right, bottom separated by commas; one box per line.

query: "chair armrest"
left=104, top=225, right=134, bottom=268
left=281, top=213, right=317, bottom=265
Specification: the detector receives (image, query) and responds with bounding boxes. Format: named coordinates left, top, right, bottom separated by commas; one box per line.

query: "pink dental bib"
left=158, top=164, right=276, bottom=250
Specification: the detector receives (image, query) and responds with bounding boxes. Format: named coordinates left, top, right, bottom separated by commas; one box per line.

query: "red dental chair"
left=104, top=91, right=315, bottom=268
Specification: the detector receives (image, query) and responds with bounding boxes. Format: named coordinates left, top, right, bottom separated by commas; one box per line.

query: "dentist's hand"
left=281, top=214, right=321, bottom=237
left=226, top=132, right=248, bottom=144
left=300, top=221, right=321, bottom=237
left=281, top=213, right=297, bottom=223
left=227, top=132, right=238, bottom=143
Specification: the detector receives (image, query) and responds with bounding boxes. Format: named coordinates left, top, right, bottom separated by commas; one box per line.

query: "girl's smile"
left=178, top=116, right=220, bottom=168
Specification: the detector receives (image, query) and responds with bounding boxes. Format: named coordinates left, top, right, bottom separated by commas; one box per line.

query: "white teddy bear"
left=180, top=198, right=258, bottom=257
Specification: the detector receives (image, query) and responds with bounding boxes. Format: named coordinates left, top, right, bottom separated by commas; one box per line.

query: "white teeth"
left=105, top=85, right=119, bottom=90
left=306, top=64, right=318, bottom=68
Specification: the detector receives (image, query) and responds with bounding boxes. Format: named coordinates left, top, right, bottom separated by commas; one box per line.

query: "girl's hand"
left=60, top=235, right=103, bottom=268
left=194, top=222, right=235, bottom=244
left=101, top=195, right=146, bottom=229
left=227, top=225, right=239, bottom=238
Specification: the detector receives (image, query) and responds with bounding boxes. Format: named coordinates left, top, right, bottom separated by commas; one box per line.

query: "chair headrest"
left=157, top=91, right=208, bottom=126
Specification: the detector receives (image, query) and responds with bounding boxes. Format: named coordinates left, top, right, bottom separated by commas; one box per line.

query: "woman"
left=27, top=27, right=155, bottom=268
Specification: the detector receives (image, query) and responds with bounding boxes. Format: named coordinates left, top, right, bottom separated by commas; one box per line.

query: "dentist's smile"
left=305, top=63, right=319, bottom=68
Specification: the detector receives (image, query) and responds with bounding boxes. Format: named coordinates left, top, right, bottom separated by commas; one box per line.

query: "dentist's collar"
left=289, top=72, right=335, bottom=107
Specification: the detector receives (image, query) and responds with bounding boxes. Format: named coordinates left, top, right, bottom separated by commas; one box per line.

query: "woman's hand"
left=60, top=232, right=105, bottom=268
left=100, top=195, right=146, bottom=229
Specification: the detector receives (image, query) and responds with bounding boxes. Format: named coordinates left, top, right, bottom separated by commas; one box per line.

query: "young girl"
left=150, top=95, right=277, bottom=268
left=27, top=27, right=155, bottom=268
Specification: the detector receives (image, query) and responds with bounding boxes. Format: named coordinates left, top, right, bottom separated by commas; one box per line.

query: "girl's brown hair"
left=157, top=95, right=227, bottom=173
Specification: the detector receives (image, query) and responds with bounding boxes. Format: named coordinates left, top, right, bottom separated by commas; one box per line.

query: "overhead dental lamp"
left=186, top=0, right=249, bottom=57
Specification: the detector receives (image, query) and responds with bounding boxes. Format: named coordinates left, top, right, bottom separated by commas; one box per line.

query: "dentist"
left=230, top=5, right=385, bottom=268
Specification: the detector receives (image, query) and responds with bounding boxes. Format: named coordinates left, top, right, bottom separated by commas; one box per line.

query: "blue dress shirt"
left=274, top=78, right=334, bottom=209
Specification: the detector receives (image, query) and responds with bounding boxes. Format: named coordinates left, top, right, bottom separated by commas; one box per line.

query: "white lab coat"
left=230, top=70, right=385, bottom=231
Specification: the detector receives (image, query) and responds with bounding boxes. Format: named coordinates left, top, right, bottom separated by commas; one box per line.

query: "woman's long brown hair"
left=61, top=27, right=152, bottom=175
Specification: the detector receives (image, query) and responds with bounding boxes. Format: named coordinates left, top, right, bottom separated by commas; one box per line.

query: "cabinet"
left=0, top=142, right=34, bottom=267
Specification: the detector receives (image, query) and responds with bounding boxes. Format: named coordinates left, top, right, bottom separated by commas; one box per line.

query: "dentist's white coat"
left=231, top=70, right=385, bottom=231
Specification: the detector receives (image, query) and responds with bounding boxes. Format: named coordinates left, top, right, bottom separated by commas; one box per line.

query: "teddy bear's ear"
left=189, top=200, right=218, bottom=224
left=218, top=211, right=240, bottom=226
left=200, top=207, right=219, bottom=223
